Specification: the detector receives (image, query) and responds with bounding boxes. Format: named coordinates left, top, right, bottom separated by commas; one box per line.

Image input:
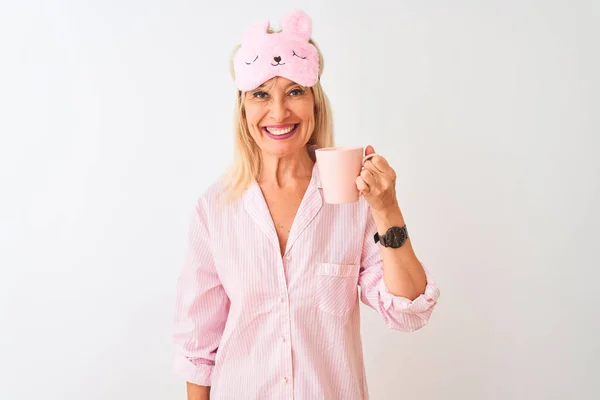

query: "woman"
left=173, top=9, right=440, bottom=400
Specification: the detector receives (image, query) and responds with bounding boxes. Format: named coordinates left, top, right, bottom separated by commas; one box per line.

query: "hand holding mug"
left=355, top=145, right=399, bottom=213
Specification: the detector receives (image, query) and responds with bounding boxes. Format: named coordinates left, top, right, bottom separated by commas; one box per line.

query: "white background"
left=1, top=0, right=599, bottom=399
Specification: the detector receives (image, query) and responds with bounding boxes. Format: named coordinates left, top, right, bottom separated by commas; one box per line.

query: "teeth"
left=266, top=125, right=295, bottom=135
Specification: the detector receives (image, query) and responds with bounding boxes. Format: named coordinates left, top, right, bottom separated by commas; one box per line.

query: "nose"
left=273, top=56, right=281, bottom=63
left=269, top=97, right=290, bottom=122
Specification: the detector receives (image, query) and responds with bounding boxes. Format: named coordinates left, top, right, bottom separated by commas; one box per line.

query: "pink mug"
left=315, top=146, right=376, bottom=204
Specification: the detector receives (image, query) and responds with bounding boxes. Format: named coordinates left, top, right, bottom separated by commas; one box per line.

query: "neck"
left=258, top=147, right=314, bottom=189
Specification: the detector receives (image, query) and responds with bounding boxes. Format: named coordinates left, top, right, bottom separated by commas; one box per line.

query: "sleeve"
left=172, top=198, right=230, bottom=386
left=357, top=210, right=440, bottom=332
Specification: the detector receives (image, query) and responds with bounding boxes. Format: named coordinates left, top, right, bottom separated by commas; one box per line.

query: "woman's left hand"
left=355, top=145, right=400, bottom=214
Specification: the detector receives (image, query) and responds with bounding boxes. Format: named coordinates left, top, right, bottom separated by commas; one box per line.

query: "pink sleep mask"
left=233, top=9, right=320, bottom=92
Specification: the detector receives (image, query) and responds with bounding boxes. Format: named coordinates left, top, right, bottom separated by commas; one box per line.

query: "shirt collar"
left=312, top=161, right=322, bottom=189
left=243, top=159, right=323, bottom=256
left=307, top=144, right=322, bottom=188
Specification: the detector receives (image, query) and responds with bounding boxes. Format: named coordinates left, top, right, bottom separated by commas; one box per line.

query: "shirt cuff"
left=173, top=355, right=214, bottom=386
left=378, top=266, right=440, bottom=314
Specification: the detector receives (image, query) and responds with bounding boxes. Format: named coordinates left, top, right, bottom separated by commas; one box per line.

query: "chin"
left=264, top=139, right=307, bottom=156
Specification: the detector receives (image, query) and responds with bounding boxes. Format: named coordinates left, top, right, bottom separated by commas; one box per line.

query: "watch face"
left=385, top=226, right=408, bottom=248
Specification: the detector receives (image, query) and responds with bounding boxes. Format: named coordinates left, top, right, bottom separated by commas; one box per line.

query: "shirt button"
left=282, top=377, right=288, bottom=383
left=279, top=296, right=284, bottom=303
left=285, top=255, right=292, bottom=261
left=281, top=336, right=286, bottom=342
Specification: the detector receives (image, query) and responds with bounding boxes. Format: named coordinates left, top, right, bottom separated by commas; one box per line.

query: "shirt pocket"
left=315, top=262, right=360, bottom=318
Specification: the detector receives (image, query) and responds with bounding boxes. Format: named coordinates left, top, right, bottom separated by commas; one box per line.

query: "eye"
left=292, top=50, right=307, bottom=60
left=245, top=55, right=259, bottom=65
left=252, top=91, right=269, bottom=99
left=289, top=88, right=305, bottom=96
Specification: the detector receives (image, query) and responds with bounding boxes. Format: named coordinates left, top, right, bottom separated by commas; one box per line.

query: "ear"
left=279, top=9, right=312, bottom=40
left=241, top=19, right=270, bottom=46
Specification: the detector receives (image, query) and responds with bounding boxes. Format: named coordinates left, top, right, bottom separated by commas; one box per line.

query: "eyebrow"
left=286, top=82, right=304, bottom=89
left=254, top=82, right=302, bottom=91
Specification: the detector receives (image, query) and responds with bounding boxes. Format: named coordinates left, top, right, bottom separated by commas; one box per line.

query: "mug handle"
left=358, top=152, right=377, bottom=196
left=362, top=152, right=377, bottom=165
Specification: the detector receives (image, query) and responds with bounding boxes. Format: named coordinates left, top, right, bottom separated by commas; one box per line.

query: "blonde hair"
left=219, top=33, right=334, bottom=204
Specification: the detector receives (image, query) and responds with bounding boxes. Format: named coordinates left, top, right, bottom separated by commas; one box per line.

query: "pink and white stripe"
left=173, top=163, right=440, bottom=399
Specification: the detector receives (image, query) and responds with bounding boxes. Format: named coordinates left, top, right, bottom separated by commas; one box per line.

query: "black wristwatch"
left=374, top=225, right=408, bottom=248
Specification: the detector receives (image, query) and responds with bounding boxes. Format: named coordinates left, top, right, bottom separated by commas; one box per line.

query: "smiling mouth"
left=261, top=123, right=298, bottom=139
left=271, top=62, right=286, bottom=66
